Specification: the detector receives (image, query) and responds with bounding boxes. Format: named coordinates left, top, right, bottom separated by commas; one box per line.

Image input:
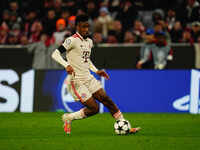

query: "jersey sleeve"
left=87, top=39, right=97, bottom=72
left=62, top=37, right=74, bottom=51
left=88, top=59, right=98, bottom=72
left=89, top=38, right=94, bottom=48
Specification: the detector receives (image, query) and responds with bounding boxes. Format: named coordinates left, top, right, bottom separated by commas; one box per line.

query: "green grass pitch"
left=0, top=113, right=200, bottom=150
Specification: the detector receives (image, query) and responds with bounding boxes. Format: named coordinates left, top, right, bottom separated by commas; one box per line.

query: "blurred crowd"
left=0, top=0, right=200, bottom=46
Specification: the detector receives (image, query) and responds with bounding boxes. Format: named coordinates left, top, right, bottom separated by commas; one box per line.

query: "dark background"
left=0, top=45, right=195, bottom=69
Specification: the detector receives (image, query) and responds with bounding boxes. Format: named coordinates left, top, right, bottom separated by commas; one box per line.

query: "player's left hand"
left=96, top=70, right=110, bottom=80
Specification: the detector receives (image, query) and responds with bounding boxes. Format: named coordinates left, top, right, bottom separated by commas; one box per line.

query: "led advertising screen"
left=0, top=69, right=199, bottom=113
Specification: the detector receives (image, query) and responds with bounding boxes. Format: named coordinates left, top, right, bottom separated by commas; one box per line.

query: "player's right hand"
left=136, top=61, right=143, bottom=69
left=65, top=65, right=74, bottom=75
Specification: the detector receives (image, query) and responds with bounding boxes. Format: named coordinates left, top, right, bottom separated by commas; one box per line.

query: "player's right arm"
left=51, top=37, right=74, bottom=74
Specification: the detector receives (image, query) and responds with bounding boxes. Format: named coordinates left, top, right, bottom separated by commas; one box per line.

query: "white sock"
left=63, top=109, right=86, bottom=121
left=113, top=110, right=124, bottom=120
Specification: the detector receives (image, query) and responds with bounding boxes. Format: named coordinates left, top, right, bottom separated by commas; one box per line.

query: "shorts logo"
left=81, top=93, right=87, bottom=99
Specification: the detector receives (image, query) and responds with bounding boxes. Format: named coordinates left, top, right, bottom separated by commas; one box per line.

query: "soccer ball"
left=114, top=119, right=131, bottom=135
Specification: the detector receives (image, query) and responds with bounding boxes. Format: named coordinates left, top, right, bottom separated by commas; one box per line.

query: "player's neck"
left=76, top=32, right=88, bottom=40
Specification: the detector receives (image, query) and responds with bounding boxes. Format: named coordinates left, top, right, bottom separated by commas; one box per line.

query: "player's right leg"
left=93, top=88, right=141, bottom=134
left=62, top=97, right=99, bottom=134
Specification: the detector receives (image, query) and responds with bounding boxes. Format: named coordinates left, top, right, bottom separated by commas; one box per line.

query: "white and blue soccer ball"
left=114, top=119, right=131, bottom=135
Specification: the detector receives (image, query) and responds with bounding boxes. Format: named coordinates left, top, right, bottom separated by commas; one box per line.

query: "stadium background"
left=0, top=0, right=200, bottom=150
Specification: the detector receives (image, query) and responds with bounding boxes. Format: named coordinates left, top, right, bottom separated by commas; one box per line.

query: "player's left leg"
left=62, top=96, right=99, bottom=122
left=93, top=88, right=141, bottom=134
left=62, top=79, right=100, bottom=134
left=62, top=97, right=100, bottom=134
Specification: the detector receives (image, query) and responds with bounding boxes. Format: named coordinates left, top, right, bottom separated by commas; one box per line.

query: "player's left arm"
left=88, top=59, right=98, bottom=72
left=96, top=70, right=110, bottom=80
left=89, top=39, right=110, bottom=80
left=88, top=59, right=110, bottom=80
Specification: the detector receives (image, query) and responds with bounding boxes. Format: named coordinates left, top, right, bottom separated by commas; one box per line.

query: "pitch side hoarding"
left=0, top=69, right=199, bottom=113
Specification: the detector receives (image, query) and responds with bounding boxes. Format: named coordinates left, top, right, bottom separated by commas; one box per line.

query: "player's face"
left=77, top=22, right=89, bottom=39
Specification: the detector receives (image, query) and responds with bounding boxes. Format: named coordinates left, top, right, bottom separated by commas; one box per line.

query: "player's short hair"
left=75, top=14, right=89, bottom=26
